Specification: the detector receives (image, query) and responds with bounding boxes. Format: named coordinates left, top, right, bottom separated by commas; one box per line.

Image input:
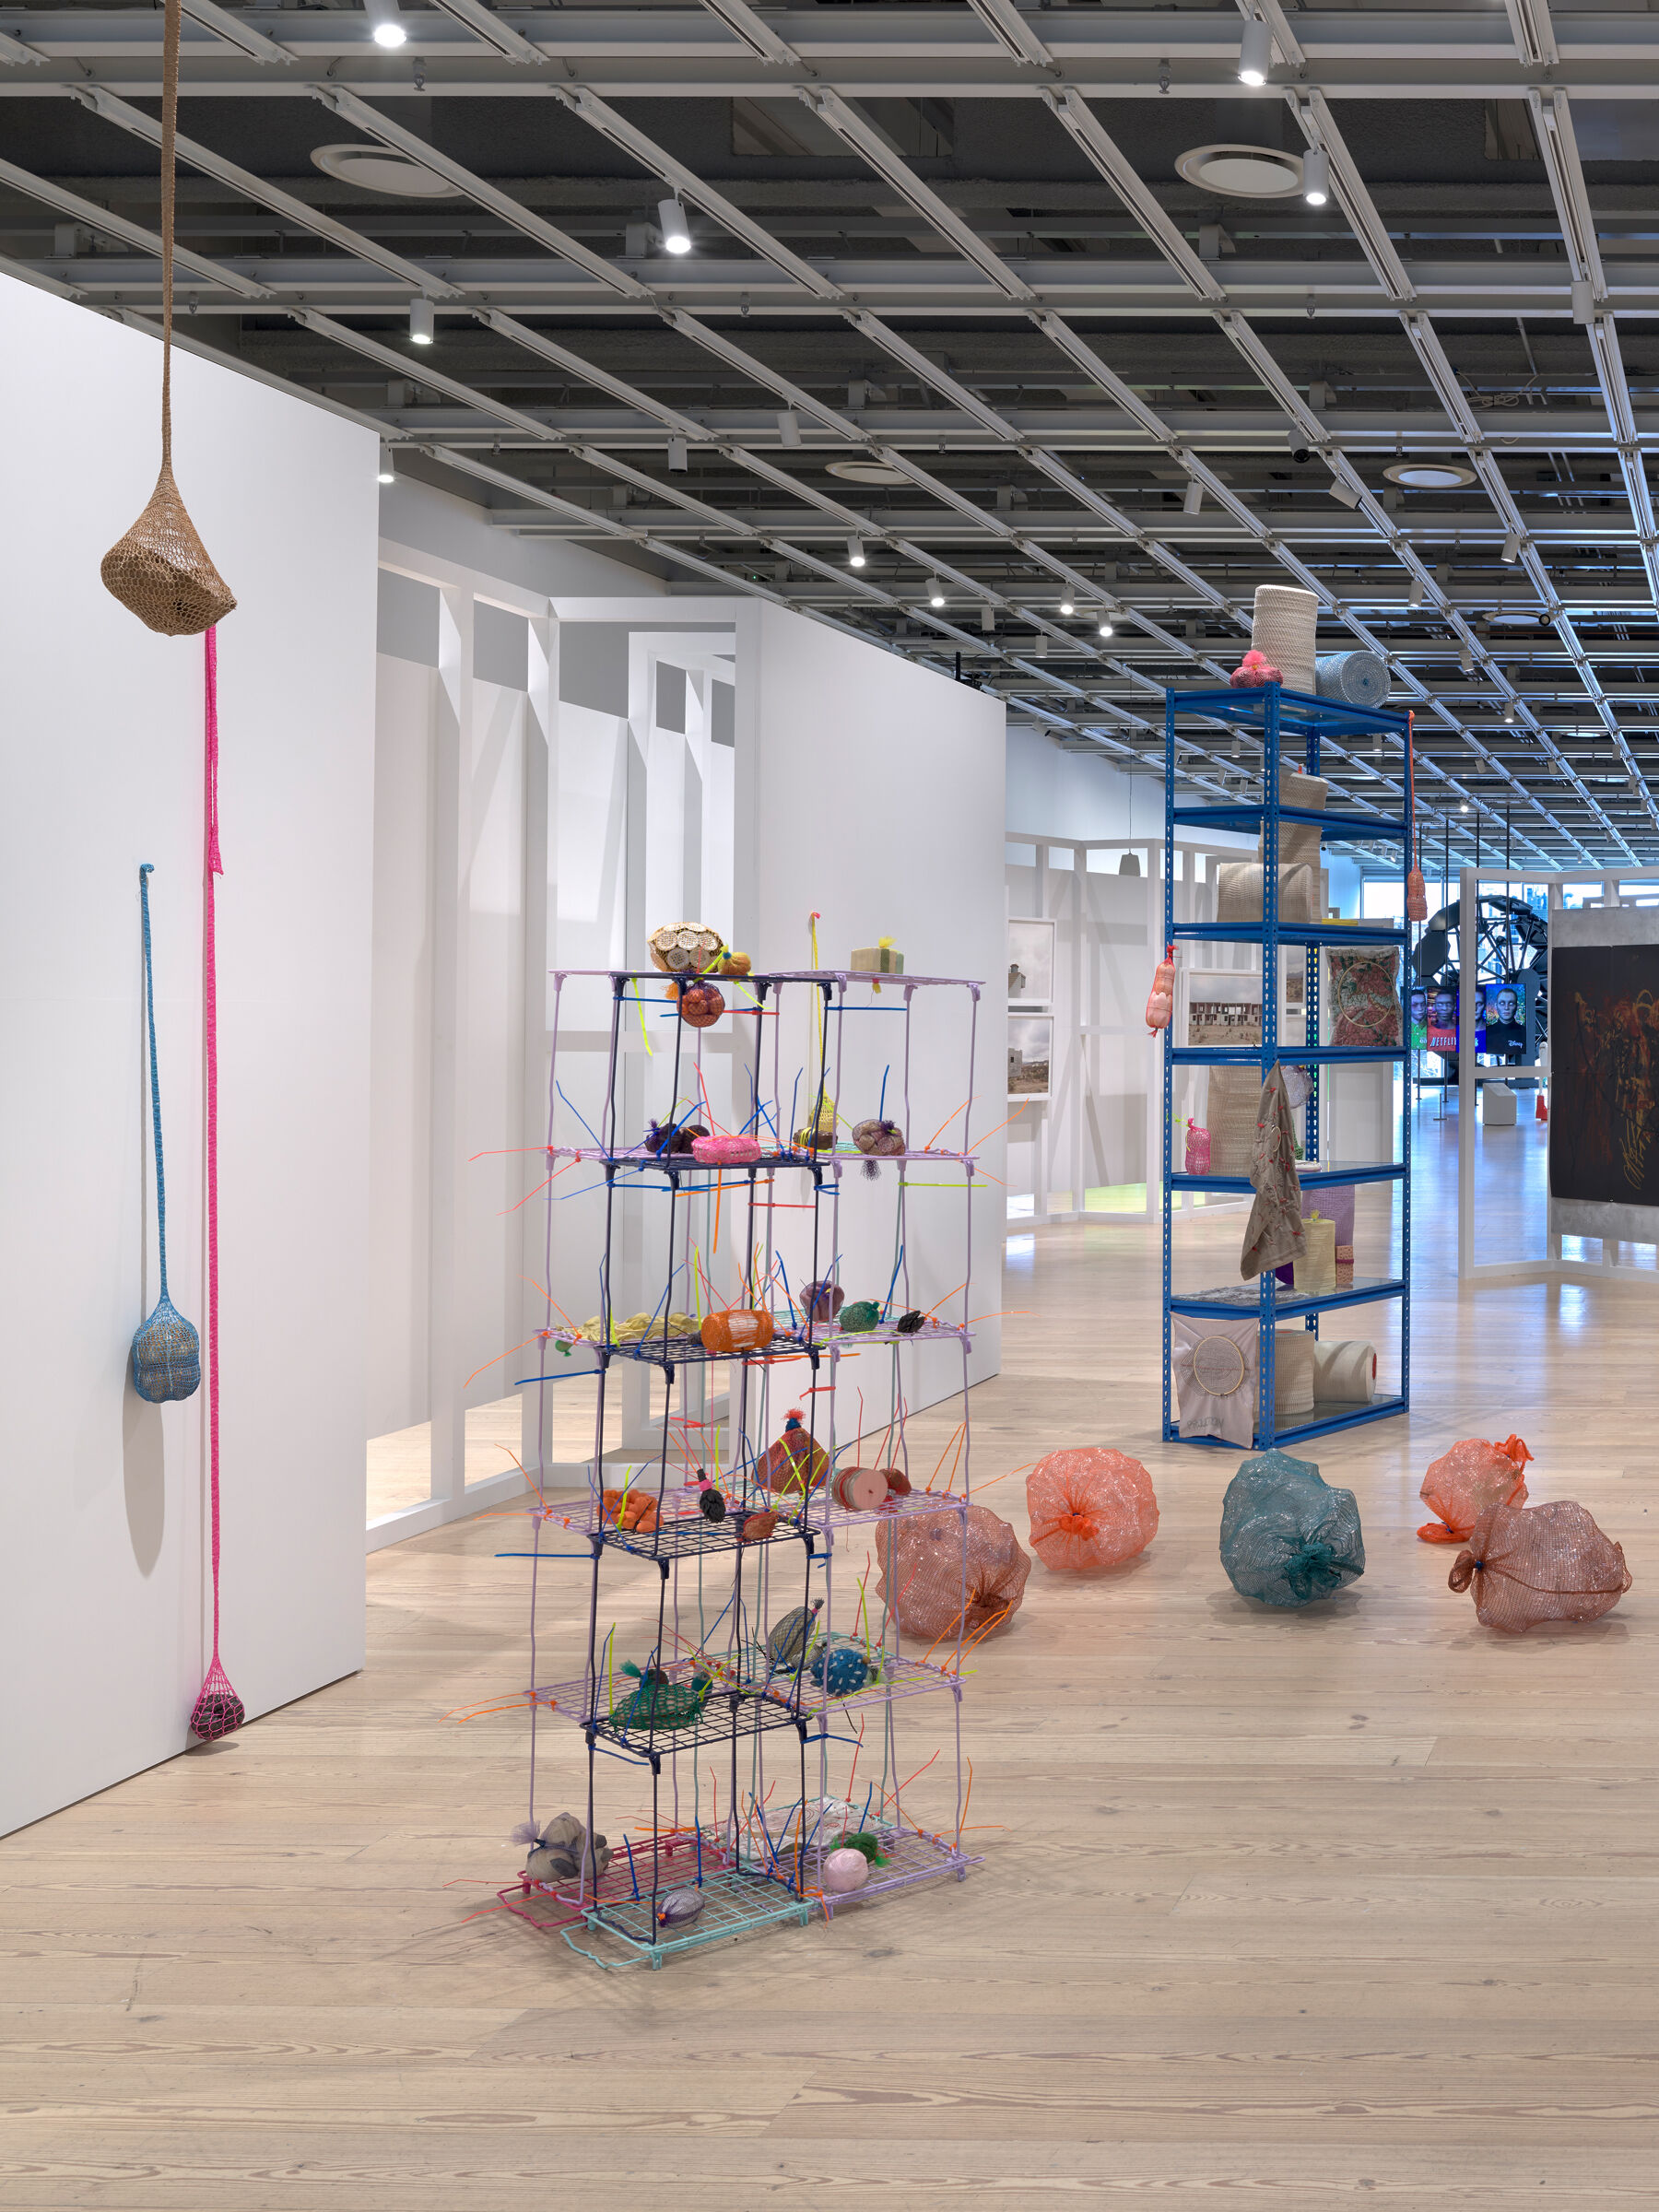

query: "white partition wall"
left=366, top=574, right=1006, bottom=1544
left=0, top=275, right=377, bottom=1834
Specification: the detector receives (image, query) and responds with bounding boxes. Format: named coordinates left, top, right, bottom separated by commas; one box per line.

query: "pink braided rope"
left=204, top=626, right=223, bottom=1658
left=190, top=629, right=241, bottom=1741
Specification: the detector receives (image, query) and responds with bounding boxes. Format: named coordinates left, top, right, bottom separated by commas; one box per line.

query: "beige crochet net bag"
left=100, top=0, right=236, bottom=636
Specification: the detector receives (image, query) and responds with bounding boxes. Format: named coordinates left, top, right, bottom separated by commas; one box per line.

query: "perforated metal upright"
left=1160, top=684, right=1413, bottom=1449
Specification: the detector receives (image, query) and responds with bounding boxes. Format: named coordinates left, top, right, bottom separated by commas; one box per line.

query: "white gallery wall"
left=369, top=540, right=1005, bottom=1532
left=0, top=274, right=378, bottom=1834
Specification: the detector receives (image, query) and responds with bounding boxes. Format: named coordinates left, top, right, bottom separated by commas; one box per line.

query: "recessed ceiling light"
left=1175, top=145, right=1304, bottom=200
left=826, top=460, right=909, bottom=485
left=1383, top=460, right=1477, bottom=490
left=312, top=144, right=458, bottom=198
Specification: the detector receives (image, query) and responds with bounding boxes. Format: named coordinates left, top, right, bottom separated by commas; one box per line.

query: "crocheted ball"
left=841, top=1300, right=881, bottom=1333
left=808, top=1642, right=869, bottom=1697
left=823, top=1847, right=870, bottom=1894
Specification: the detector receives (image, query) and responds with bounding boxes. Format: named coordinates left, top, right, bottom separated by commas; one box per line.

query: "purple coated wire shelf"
left=808, top=1824, right=981, bottom=1917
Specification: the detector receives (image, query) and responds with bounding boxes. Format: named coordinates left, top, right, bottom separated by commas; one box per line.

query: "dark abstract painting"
left=1550, top=944, right=1659, bottom=1206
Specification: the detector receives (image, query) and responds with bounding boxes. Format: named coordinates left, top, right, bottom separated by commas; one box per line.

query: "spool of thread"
left=830, top=1465, right=888, bottom=1512
left=1251, top=583, right=1318, bottom=693
left=1312, top=1339, right=1377, bottom=1403
left=1315, top=649, right=1388, bottom=708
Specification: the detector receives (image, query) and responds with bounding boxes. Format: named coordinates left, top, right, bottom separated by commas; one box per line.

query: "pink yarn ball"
left=823, top=1847, right=870, bottom=1894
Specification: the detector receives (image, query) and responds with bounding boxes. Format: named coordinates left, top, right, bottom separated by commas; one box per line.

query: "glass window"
left=1361, top=877, right=1404, bottom=921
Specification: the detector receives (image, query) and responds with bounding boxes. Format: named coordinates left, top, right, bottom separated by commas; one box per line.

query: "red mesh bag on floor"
left=877, top=1503, right=1030, bottom=1644
left=1418, top=1432, right=1531, bottom=1542
left=1026, top=1448, right=1159, bottom=1572
left=1449, top=1500, right=1631, bottom=1633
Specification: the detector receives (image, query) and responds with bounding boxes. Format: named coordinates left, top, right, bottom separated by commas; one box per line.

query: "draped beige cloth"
left=1240, top=1064, right=1306, bottom=1279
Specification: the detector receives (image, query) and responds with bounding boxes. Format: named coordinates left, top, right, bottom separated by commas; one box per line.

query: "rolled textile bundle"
left=1312, top=1339, right=1377, bottom=1404
left=1215, top=860, right=1319, bottom=926
left=1259, top=765, right=1328, bottom=872
left=1252, top=584, right=1319, bottom=693
left=1316, top=650, right=1388, bottom=708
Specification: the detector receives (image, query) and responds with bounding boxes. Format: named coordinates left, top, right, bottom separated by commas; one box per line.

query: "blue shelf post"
left=1160, top=684, right=1412, bottom=1451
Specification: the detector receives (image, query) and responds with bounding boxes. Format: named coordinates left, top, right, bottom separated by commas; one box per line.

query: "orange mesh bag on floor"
left=877, top=1504, right=1030, bottom=1644
left=1418, top=1433, right=1531, bottom=1542
left=1026, top=1448, right=1159, bottom=1573
left=1449, top=1500, right=1631, bottom=1633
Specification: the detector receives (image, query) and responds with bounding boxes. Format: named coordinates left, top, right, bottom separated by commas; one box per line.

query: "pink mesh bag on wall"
left=1449, top=1501, right=1631, bottom=1633
left=1026, top=1449, right=1159, bottom=1572
left=1418, top=1433, right=1532, bottom=1542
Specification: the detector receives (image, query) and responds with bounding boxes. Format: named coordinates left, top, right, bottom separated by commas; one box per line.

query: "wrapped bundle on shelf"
left=1315, top=650, right=1389, bottom=708
left=1205, top=1065, right=1261, bottom=1177
left=1258, top=766, right=1328, bottom=872
left=1293, top=1211, right=1336, bottom=1295
left=1418, top=1432, right=1531, bottom=1543
left=1026, top=1448, right=1159, bottom=1572
left=1215, top=860, right=1319, bottom=927
left=1220, top=1450, right=1365, bottom=1607
left=1449, top=1500, right=1631, bottom=1633
left=1251, top=584, right=1319, bottom=693
left=1259, top=1329, right=1316, bottom=1422
left=877, top=1504, right=1030, bottom=1642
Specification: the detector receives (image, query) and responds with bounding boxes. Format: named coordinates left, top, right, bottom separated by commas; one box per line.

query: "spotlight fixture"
left=927, top=578, right=947, bottom=608
left=1461, top=801, right=1470, bottom=814
left=1098, top=618, right=1114, bottom=638
left=1301, top=147, right=1330, bottom=207
left=1409, top=578, right=1424, bottom=608
left=1459, top=642, right=1474, bottom=674
left=408, top=297, right=434, bottom=346
left=657, top=196, right=692, bottom=255
left=364, top=0, right=406, bottom=48
left=777, top=410, right=801, bottom=449
left=1500, top=533, right=1522, bottom=564
left=846, top=537, right=866, bottom=569
left=666, top=436, right=688, bottom=473
left=1237, top=16, right=1272, bottom=86
left=1504, top=699, right=1518, bottom=724
left=1059, top=596, right=1075, bottom=616
left=1382, top=459, right=1477, bottom=490
left=377, top=442, right=395, bottom=484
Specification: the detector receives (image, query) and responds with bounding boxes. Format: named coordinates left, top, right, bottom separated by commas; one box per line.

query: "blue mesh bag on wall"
left=1220, top=1449, right=1364, bottom=1607
left=132, top=864, right=202, bottom=1404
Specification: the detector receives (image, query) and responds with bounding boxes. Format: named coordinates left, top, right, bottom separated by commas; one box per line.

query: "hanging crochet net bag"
left=1220, top=1449, right=1365, bottom=1608
left=877, top=1504, right=1030, bottom=1643
left=1449, top=1501, right=1631, bottom=1634
left=1418, top=1433, right=1531, bottom=1542
left=1026, top=1448, right=1159, bottom=1572
left=100, top=0, right=235, bottom=637
left=132, top=865, right=201, bottom=1403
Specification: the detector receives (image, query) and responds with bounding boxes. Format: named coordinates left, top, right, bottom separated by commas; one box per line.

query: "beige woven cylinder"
left=1252, top=584, right=1318, bottom=693
left=1313, top=1339, right=1377, bottom=1404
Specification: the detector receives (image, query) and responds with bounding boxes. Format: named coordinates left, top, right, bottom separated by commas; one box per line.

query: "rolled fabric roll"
left=1315, top=650, right=1389, bottom=708
left=1252, top=584, right=1319, bottom=693
left=1313, top=1338, right=1377, bottom=1404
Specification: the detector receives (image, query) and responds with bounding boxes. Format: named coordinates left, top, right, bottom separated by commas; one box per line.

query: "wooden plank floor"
left=4, top=1097, right=1656, bottom=2208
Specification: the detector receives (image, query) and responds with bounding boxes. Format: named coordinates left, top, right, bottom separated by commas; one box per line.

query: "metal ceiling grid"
left=3, top=1, right=1658, bottom=865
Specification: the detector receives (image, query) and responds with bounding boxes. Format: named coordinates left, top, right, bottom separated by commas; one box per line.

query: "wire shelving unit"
left=496, top=964, right=984, bottom=1969
left=1160, top=684, right=1413, bottom=1449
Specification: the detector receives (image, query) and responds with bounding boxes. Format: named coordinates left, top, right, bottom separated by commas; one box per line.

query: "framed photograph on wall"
left=1008, top=1014, right=1053, bottom=1100
left=1007, top=917, right=1055, bottom=1008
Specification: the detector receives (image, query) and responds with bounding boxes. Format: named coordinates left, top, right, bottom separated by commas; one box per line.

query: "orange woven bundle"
left=1026, top=1448, right=1159, bottom=1573
left=877, top=1504, right=1030, bottom=1644
left=1450, top=1500, right=1631, bottom=1633
left=1418, top=1432, right=1531, bottom=1542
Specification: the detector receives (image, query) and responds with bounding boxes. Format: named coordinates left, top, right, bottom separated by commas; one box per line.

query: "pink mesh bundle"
left=1449, top=1501, right=1631, bottom=1633
left=1418, top=1432, right=1532, bottom=1543
left=877, top=1504, right=1030, bottom=1644
left=1026, top=1448, right=1159, bottom=1573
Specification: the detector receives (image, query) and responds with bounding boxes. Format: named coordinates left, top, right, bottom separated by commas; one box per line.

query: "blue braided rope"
left=139, top=864, right=171, bottom=1302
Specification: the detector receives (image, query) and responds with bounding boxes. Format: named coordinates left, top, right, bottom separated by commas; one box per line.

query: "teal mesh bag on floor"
left=1219, top=1449, right=1363, bottom=1607
left=133, top=864, right=201, bottom=1404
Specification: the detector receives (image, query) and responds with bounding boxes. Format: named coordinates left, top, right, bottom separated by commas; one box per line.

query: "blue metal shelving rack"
left=1160, top=684, right=1412, bottom=1448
